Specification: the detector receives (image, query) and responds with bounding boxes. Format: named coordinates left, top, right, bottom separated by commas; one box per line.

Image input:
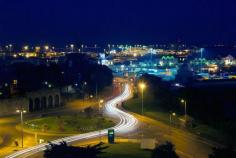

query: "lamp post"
left=169, top=112, right=176, bottom=126
left=181, top=99, right=187, bottom=123
left=16, top=109, right=27, bottom=148
left=98, top=99, right=104, bottom=142
left=70, top=44, right=74, bottom=53
left=81, top=44, right=84, bottom=53
left=169, top=112, right=176, bottom=138
left=139, top=83, right=146, bottom=115
left=83, top=82, right=87, bottom=107
left=99, top=99, right=104, bottom=113
left=9, top=44, right=12, bottom=54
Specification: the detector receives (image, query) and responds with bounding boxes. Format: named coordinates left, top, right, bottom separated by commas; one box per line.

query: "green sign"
left=108, top=129, right=115, bottom=144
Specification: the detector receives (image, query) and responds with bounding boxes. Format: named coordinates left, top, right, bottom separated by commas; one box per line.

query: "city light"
left=44, top=45, right=49, bottom=51
left=159, top=61, right=164, bottom=66
left=23, top=46, right=29, bottom=51
left=1, top=1, right=236, bottom=157
left=35, top=46, right=40, bottom=52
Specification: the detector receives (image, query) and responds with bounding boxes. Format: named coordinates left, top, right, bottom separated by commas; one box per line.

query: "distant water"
left=203, top=46, right=236, bottom=59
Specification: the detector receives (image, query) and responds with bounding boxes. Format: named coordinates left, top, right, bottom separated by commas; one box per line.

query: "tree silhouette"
left=151, top=141, right=179, bottom=158
left=209, top=147, right=236, bottom=158
left=44, top=142, right=108, bottom=158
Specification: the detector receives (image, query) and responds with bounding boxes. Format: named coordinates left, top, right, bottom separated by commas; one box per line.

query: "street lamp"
left=98, top=99, right=104, bottom=142
left=139, top=82, right=146, bottom=115
left=44, top=45, right=49, bottom=51
left=169, top=112, right=176, bottom=125
left=70, top=44, right=74, bottom=53
left=16, top=109, right=27, bottom=148
left=169, top=112, right=176, bottom=138
left=81, top=44, right=84, bottom=53
left=9, top=44, right=13, bottom=53
left=181, top=99, right=187, bottom=122
left=23, top=46, right=29, bottom=51
left=83, top=82, right=87, bottom=106
left=99, top=99, right=104, bottom=113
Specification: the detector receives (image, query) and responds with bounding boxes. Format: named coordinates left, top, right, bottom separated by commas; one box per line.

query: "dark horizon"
left=0, top=0, right=236, bottom=46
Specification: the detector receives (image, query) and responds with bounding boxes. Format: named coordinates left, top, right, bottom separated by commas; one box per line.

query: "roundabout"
left=6, top=84, right=139, bottom=158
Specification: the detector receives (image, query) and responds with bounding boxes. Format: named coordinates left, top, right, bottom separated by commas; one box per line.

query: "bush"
left=151, top=141, right=179, bottom=158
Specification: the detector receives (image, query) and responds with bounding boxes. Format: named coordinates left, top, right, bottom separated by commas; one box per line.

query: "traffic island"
left=16, top=114, right=115, bottom=136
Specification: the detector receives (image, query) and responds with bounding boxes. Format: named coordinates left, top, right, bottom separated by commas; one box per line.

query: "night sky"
left=0, top=0, right=236, bottom=46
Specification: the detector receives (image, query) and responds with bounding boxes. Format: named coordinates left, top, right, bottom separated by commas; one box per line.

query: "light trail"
left=5, top=84, right=138, bottom=158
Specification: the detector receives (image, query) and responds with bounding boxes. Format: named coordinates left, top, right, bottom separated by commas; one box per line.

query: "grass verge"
left=124, top=95, right=228, bottom=144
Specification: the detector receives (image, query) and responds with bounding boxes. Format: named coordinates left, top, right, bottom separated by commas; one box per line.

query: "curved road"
left=5, top=84, right=138, bottom=158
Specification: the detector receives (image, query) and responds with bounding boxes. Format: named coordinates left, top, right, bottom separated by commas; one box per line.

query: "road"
left=3, top=83, right=218, bottom=158
left=0, top=84, right=120, bottom=157
left=0, top=106, right=101, bottom=158
left=5, top=84, right=138, bottom=158
left=130, top=113, right=216, bottom=158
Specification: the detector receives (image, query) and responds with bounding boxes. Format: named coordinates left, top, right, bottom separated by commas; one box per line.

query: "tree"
left=151, top=141, right=179, bottom=158
left=209, top=147, right=236, bottom=158
left=44, top=142, right=108, bottom=158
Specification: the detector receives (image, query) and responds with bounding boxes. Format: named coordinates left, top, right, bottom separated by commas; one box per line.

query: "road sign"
left=108, top=129, right=115, bottom=144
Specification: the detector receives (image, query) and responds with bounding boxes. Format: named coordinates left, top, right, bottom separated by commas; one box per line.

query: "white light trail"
left=5, top=84, right=138, bottom=158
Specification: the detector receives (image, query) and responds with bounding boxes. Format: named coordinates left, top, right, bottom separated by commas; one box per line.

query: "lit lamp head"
left=100, top=99, right=104, bottom=104
left=16, top=109, right=27, bottom=113
left=23, top=46, right=29, bottom=51
left=172, top=112, right=176, bottom=116
left=139, top=83, right=146, bottom=90
left=181, top=99, right=185, bottom=103
left=44, top=45, right=49, bottom=51
left=70, top=44, right=74, bottom=49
